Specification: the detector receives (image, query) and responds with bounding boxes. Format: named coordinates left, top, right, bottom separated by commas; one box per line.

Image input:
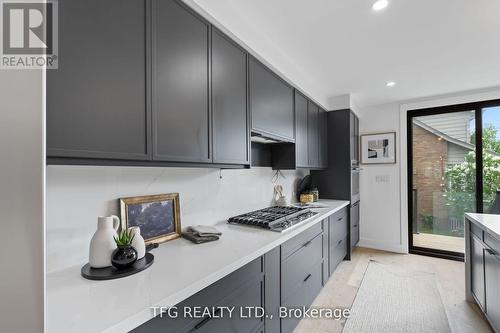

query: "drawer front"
left=131, top=257, right=262, bottom=333
left=329, top=207, right=347, bottom=227
left=329, top=212, right=348, bottom=244
left=471, top=222, right=483, bottom=241
left=281, top=261, right=323, bottom=333
left=192, top=277, right=264, bottom=333
left=329, top=236, right=347, bottom=275
left=351, top=223, right=359, bottom=247
left=281, top=222, right=323, bottom=259
left=484, top=233, right=500, bottom=255
left=282, top=234, right=323, bottom=301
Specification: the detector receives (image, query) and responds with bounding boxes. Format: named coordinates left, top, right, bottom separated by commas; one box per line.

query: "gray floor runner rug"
left=343, top=260, right=451, bottom=333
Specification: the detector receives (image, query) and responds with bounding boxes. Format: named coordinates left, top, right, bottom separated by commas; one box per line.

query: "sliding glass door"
left=408, top=101, right=500, bottom=261
left=482, top=106, right=500, bottom=212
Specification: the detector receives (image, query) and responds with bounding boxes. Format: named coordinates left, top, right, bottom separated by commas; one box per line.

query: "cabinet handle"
left=194, top=308, right=221, bottom=330
left=337, top=217, right=343, bottom=221
left=485, top=248, right=498, bottom=256
left=303, top=273, right=312, bottom=282
left=337, top=239, right=343, bottom=245
left=353, top=224, right=358, bottom=227
left=303, top=240, right=312, bottom=247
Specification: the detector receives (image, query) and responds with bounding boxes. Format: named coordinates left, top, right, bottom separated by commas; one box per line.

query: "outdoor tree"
left=445, top=125, right=500, bottom=218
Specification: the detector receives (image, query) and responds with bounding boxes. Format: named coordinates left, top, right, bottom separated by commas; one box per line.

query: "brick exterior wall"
left=412, top=125, right=448, bottom=226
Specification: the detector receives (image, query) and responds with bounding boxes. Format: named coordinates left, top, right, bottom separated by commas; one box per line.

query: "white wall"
left=357, top=103, right=403, bottom=253
left=357, top=88, right=500, bottom=254
left=0, top=70, right=44, bottom=332
left=46, top=166, right=307, bottom=273
left=183, top=0, right=329, bottom=110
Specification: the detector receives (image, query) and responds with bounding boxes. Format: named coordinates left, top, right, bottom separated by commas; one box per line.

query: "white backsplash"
left=46, top=165, right=308, bottom=273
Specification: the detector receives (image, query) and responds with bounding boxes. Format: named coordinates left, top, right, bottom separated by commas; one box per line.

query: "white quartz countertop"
left=466, top=212, right=500, bottom=240
left=47, top=199, right=349, bottom=333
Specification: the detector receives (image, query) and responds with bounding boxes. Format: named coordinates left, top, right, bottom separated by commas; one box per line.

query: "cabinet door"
left=350, top=112, right=356, bottom=163
left=152, top=0, right=211, bottom=162
left=471, top=235, right=485, bottom=309
left=132, top=258, right=263, bottom=333
left=319, top=108, right=328, bottom=168
left=47, top=0, right=149, bottom=160
left=350, top=201, right=360, bottom=247
left=295, top=91, right=309, bottom=167
left=307, top=102, right=319, bottom=167
left=329, top=210, right=348, bottom=276
left=485, top=248, right=500, bottom=329
left=354, top=113, right=360, bottom=163
left=212, top=29, right=249, bottom=164
left=249, top=57, right=294, bottom=141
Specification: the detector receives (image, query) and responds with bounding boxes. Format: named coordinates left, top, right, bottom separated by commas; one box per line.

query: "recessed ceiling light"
left=372, top=0, right=389, bottom=11
left=386, top=81, right=396, bottom=87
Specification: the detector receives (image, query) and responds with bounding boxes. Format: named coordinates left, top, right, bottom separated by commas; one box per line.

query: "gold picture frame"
left=120, top=193, right=181, bottom=245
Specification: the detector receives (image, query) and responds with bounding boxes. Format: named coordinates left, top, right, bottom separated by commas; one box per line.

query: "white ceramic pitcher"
left=89, top=215, right=120, bottom=268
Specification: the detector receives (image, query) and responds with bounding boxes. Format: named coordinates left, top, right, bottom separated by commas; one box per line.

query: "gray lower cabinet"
left=131, top=257, right=264, bottom=333
left=131, top=212, right=349, bottom=333
left=280, top=224, right=326, bottom=333
left=152, top=0, right=211, bottom=163
left=211, top=28, right=249, bottom=165
left=307, top=102, right=320, bottom=168
left=485, top=248, right=500, bottom=330
left=350, top=202, right=360, bottom=247
left=281, top=261, right=323, bottom=333
left=249, top=57, right=294, bottom=142
left=467, top=218, right=500, bottom=333
left=47, top=0, right=150, bottom=160
left=328, top=208, right=348, bottom=277
left=470, top=235, right=485, bottom=310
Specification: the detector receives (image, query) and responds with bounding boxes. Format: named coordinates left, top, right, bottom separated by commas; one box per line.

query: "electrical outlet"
left=376, top=175, right=390, bottom=183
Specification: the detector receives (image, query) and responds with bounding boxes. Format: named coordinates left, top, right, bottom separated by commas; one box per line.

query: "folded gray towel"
left=189, top=225, right=222, bottom=237
left=182, top=229, right=219, bottom=244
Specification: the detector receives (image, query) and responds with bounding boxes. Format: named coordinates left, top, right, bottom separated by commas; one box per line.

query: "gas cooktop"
left=227, top=206, right=318, bottom=232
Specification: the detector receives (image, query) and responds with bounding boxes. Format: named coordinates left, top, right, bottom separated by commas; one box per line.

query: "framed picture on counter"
left=360, top=132, right=396, bottom=164
left=120, top=193, right=181, bottom=245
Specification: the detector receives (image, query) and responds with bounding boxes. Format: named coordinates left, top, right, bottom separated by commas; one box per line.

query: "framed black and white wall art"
left=360, top=132, right=396, bottom=164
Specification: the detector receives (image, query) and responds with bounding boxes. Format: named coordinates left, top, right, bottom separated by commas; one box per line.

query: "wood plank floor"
left=294, top=247, right=491, bottom=333
left=413, top=233, right=465, bottom=253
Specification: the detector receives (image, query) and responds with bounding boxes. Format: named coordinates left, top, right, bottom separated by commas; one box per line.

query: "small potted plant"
left=111, top=229, right=138, bottom=269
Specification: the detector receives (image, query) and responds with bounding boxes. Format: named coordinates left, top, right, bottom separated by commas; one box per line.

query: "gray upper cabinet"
left=292, top=92, right=327, bottom=170
left=211, top=29, right=249, bottom=165
left=47, top=0, right=150, bottom=160
left=350, top=111, right=359, bottom=164
left=307, top=102, right=320, bottom=167
left=249, top=57, right=294, bottom=141
left=295, top=91, right=309, bottom=167
left=152, top=0, right=211, bottom=163
left=319, top=108, right=328, bottom=168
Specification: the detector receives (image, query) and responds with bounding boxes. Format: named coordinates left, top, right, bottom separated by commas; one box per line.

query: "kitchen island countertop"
left=466, top=212, right=500, bottom=240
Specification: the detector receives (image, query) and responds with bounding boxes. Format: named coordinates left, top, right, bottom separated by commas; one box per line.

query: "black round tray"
left=81, top=253, right=154, bottom=281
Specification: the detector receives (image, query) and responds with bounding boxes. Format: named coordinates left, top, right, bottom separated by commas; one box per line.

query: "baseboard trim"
left=357, top=238, right=407, bottom=254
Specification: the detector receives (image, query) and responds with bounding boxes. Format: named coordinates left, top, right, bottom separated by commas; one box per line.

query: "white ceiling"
left=191, top=0, right=500, bottom=109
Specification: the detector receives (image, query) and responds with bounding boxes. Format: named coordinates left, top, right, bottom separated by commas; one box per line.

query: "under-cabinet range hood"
left=250, top=132, right=289, bottom=144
